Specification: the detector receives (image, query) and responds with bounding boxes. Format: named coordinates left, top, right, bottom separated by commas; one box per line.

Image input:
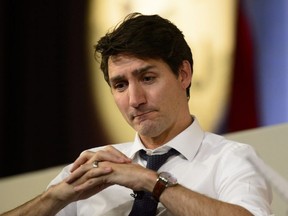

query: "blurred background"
left=0, top=0, right=287, bottom=177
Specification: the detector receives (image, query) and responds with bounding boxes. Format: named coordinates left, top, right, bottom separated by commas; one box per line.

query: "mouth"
left=132, top=110, right=155, bottom=120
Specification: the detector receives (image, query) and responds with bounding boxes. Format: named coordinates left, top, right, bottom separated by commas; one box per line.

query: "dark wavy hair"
left=95, top=12, right=193, bottom=98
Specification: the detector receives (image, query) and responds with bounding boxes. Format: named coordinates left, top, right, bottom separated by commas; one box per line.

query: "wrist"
left=152, top=172, right=178, bottom=201
left=40, top=190, right=63, bottom=211
left=42, top=185, right=71, bottom=212
left=141, top=169, right=158, bottom=192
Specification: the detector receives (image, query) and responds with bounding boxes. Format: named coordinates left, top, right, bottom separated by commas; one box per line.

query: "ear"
left=178, top=60, right=193, bottom=89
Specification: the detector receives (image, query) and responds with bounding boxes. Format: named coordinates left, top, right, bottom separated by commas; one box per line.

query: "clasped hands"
left=47, top=146, right=157, bottom=205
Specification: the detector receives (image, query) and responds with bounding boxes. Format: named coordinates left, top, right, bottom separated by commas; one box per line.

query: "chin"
left=134, top=117, right=168, bottom=136
left=137, top=124, right=164, bottom=138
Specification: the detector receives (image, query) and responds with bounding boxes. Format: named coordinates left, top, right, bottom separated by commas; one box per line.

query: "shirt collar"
left=128, top=117, right=205, bottom=161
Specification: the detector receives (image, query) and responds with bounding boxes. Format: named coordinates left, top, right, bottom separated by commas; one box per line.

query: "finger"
left=71, top=170, right=112, bottom=201
left=74, top=179, right=110, bottom=194
left=66, top=163, right=112, bottom=184
left=66, top=164, right=90, bottom=183
left=88, top=149, right=131, bottom=165
left=104, top=145, right=132, bottom=163
left=71, top=147, right=131, bottom=173
left=70, top=151, right=95, bottom=172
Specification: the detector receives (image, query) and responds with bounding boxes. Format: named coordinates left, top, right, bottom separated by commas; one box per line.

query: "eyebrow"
left=109, top=65, right=156, bottom=85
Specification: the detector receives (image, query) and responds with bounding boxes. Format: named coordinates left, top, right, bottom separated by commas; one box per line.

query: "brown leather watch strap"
left=152, top=177, right=167, bottom=202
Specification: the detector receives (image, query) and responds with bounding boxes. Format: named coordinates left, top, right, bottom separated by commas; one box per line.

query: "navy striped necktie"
left=128, top=148, right=178, bottom=216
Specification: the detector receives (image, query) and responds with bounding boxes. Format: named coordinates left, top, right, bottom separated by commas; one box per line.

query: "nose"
left=128, top=83, right=146, bottom=108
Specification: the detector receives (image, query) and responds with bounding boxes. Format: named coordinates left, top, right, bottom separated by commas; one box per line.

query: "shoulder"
left=201, top=132, right=262, bottom=176
left=202, top=132, right=257, bottom=158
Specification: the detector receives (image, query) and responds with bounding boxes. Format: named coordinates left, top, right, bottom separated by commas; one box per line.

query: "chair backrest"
left=0, top=165, right=65, bottom=213
left=225, top=123, right=288, bottom=216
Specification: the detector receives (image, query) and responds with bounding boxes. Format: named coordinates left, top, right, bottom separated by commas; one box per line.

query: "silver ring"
left=92, top=161, right=99, bottom=168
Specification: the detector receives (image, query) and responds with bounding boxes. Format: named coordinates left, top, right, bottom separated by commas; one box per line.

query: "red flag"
left=226, top=3, right=259, bottom=132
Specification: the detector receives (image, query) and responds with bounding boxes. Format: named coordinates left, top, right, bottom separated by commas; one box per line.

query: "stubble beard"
left=134, top=118, right=166, bottom=138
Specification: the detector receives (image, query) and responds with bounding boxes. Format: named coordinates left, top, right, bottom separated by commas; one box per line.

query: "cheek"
left=157, top=84, right=184, bottom=109
left=155, top=82, right=181, bottom=101
left=113, top=94, right=126, bottom=111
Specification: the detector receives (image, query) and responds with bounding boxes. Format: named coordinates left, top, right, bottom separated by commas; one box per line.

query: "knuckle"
left=79, top=164, right=87, bottom=172
left=95, top=149, right=107, bottom=161
left=87, top=179, right=95, bottom=186
left=104, top=145, right=111, bottom=152
left=79, top=150, right=88, bottom=157
left=104, top=145, right=114, bottom=152
left=80, top=150, right=94, bottom=158
left=87, top=171, right=95, bottom=179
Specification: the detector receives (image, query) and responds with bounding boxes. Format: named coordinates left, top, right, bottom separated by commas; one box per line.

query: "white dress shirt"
left=49, top=118, right=272, bottom=216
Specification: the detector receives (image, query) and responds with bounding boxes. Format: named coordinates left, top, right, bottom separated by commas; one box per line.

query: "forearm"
left=160, top=184, right=253, bottom=216
left=130, top=169, right=251, bottom=215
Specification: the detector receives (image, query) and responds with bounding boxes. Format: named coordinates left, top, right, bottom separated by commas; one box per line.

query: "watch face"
left=160, top=172, right=177, bottom=185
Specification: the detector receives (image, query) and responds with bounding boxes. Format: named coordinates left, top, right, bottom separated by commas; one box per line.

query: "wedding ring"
left=92, top=161, right=99, bottom=168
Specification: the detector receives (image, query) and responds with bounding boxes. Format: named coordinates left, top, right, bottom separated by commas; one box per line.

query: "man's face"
left=108, top=55, right=190, bottom=142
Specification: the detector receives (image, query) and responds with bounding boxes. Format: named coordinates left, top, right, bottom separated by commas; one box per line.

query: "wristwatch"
left=152, top=172, right=178, bottom=201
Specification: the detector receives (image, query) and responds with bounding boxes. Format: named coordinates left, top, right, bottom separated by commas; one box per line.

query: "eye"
left=113, top=81, right=128, bottom=92
left=142, top=75, right=156, bottom=84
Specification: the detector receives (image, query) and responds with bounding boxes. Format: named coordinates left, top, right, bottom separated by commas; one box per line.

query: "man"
left=1, top=13, right=272, bottom=216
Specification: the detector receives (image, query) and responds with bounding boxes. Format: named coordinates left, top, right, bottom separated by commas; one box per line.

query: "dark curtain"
left=225, top=1, right=259, bottom=132
left=0, top=1, right=108, bottom=177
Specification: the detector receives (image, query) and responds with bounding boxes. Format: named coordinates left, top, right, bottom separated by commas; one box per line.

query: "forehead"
left=108, top=55, right=169, bottom=75
left=108, top=55, right=140, bottom=67
left=108, top=55, right=149, bottom=69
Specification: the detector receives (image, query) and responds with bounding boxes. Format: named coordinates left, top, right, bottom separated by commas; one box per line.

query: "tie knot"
left=139, top=148, right=179, bottom=171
